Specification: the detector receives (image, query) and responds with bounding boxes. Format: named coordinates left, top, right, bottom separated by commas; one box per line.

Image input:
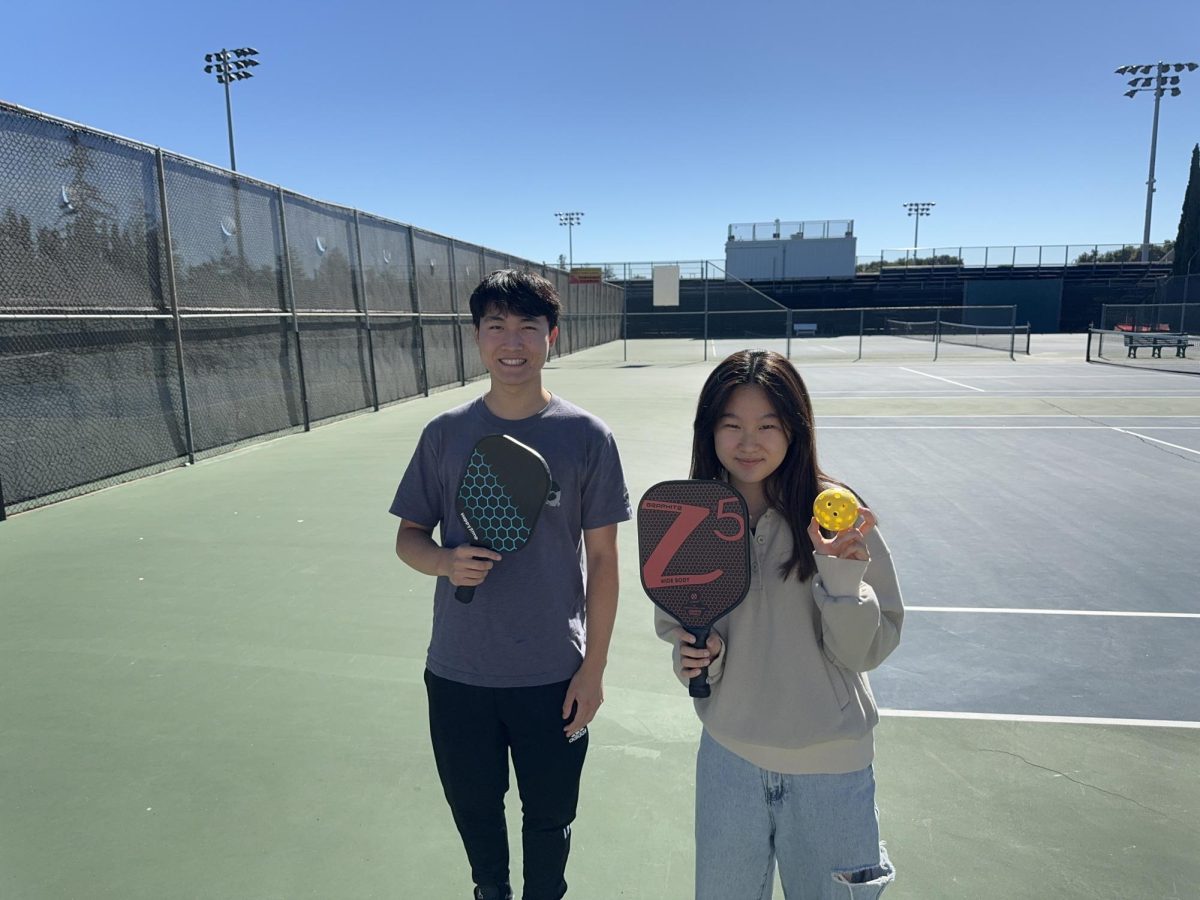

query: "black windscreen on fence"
left=370, top=317, right=424, bottom=404
left=0, top=317, right=187, bottom=505
left=0, top=100, right=622, bottom=517
left=179, top=316, right=304, bottom=453
left=163, top=159, right=287, bottom=312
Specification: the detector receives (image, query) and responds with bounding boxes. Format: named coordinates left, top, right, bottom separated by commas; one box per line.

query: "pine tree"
left=1173, top=144, right=1200, bottom=277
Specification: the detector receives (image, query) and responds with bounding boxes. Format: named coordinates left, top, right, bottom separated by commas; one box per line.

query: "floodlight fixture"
left=555, top=211, right=584, bottom=315
left=202, top=47, right=262, bottom=172
left=1115, top=61, right=1197, bottom=261
left=555, top=211, right=584, bottom=269
left=902, top=202, right=935, bottom=251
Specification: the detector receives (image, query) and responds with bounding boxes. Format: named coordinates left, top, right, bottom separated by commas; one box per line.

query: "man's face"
left=474, top=306, right=558, bottom=387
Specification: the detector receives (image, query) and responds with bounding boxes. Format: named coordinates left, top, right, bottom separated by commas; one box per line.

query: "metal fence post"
left=277, top=189, right=312, bottom=431
left=622, top=262, right=628, bottom=362
left=155, top=149, right=196, bottom=464
left=448, top=241, right=466, bottom=385
left=406, top=228, right=430, bottom=396
left=352, top=211, right=381, bottom=411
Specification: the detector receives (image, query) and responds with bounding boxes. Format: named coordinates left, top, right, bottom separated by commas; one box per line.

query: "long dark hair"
left=691, top=349, right=844, bottom=582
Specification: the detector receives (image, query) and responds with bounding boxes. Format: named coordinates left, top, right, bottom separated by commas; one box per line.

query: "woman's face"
left=713, top=384, right=790, bottom=493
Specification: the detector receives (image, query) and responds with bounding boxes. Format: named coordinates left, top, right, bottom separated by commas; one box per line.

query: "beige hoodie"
left=655, top=509, right=903, bottom=774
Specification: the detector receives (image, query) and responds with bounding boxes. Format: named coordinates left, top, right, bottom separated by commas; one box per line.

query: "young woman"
left=655, top=349, right=902, bottom=899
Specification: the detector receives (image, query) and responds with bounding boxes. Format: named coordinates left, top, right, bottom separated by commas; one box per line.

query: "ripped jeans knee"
left=831, top=842, right=895, bottom=898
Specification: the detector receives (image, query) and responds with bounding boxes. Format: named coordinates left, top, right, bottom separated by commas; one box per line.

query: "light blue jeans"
left=695, top=730, right=895, bottom=899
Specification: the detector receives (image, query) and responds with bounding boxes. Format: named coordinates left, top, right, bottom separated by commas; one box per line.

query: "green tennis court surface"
left=2, top=337, right=1197, bottom=898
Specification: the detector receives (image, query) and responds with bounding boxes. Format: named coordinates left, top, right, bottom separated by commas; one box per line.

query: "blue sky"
left=3, top=0, right=1198, bottom=266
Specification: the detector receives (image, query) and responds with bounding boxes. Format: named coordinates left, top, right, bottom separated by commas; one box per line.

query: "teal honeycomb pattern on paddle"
left=458, top=449, right=531, bottom=552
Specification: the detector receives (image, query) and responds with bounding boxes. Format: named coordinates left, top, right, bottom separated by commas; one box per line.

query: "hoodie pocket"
left=821, top=649, right=852, bottom=710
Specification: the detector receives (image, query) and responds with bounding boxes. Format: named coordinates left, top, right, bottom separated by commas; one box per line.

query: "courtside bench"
left=1123, top=333, right=1194, bottom=358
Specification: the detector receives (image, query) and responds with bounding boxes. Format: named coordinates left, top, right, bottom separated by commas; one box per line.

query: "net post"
left=1086, top=324, right=1094, bottom=362
left=154, top=148, right=196, bottom=464
left=353, top=210, right=381, bottom=411
left=857, top=309, right=864, bottom=362
left=786, top=309, right=793, bottom=359
left=277, top=188, right=312, bottom=431
left=0, top=470, right=7, bottom=522
left=1010, top=305, right=1017, bottom=360
left=703, top=260, right=710, bottom=362
left=406, top=227, right=430, bottom=396
left=933, top=307, right=941, bottom=361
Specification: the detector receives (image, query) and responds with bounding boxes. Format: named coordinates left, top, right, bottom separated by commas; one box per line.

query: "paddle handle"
left=687, top=626, right=712, bottom=698
left=453, top=541, right=492, bottom=604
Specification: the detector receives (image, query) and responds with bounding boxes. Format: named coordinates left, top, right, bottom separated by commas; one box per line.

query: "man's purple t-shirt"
left=390, top=395, right=631, bottom=688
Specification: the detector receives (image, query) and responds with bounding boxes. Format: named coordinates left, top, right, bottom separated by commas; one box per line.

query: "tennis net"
left=884, top=317, right=1028, bottom=356
left=939, top=321, right=1031, bottom=354
left=885, top=318, right=938, bottom=341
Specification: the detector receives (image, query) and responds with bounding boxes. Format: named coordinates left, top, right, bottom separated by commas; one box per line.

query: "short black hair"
left=468, top=269, right=562, bottom=330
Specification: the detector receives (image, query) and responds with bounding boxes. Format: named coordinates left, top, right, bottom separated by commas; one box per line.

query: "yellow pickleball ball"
left=813, top=488, right=860, bottom=532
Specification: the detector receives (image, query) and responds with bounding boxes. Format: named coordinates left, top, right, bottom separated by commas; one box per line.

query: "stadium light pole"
left=555, top=212, right=583, bottom=357
left=1116, top=61, right=1198, bottom=262
left=555, top=211, right=584, bottom=274
left=203, top=47, right=260, bottom=172
left=902, top=202, right=935, bottom=259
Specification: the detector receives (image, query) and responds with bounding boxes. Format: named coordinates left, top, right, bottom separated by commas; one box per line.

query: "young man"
left=391, top=269, right=630, bottom=900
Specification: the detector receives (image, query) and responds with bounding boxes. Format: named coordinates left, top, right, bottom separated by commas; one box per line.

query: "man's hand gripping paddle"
left=454, top=434, right=552, bottom=604
left=637, top=480, right=751, bottom=698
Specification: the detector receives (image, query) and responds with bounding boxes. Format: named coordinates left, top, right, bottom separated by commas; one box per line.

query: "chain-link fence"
left=0, top=101, right=623, bottom=518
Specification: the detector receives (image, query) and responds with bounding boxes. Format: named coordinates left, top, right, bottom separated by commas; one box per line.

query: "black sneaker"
left=473, top=885, right=513, bottom=900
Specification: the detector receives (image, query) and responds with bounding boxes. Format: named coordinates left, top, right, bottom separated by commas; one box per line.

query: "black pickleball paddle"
left=637, top=480, right=751, bottom=698
left=453, top=434, right=552, bottom=604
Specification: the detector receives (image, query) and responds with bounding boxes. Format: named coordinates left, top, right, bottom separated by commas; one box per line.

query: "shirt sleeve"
left=580, top=429, right=632, bottom=530
left=811, top=526, right=904, bottom=673
left=389, top=421, right=444, bottom=530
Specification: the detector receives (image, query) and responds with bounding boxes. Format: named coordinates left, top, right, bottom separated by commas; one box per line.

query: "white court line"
left=878, top=709, right=1200, bottom=729
left=823, top=426, right=1200, bottom=431
left=1110, top=428, right=1200, bottom=457
left=898, top=367, right=985, bottom=391
left=908, top=606, right=1200, bottom=619
left=949, top=374, right=1126, bottom=379
left=811, top=390, right=1198, bottom=396
left=816, top=414, right=1200, bottom=418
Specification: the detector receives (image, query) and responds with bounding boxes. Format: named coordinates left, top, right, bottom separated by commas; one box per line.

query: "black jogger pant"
left=424, top=669, right=589, bottom=900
